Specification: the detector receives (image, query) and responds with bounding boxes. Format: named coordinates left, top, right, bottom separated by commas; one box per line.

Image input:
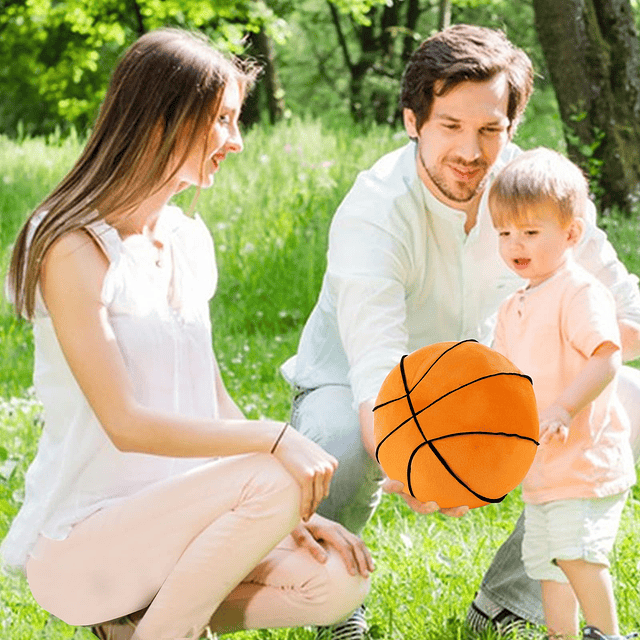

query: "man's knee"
left=292, top=386, right=383, bottom=532
left=292, top=386, right=361, bottom=452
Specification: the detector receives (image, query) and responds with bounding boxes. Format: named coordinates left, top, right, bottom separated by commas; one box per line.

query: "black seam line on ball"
left=372, top=339, right=481, bottom=413
left=407, top=440, right=507, bottom=504
left=400, top=354, right=427, bottom=442
left=429, top=431, right=539, bottom=446
left=407, top=338, right=481, bottom=396
left=374, top=370, right=535, bottom=462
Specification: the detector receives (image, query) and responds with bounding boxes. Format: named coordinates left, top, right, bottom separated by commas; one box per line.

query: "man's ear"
left=567, top=217, right=585, bottom=246
left=403, top=108, right=419, bottom=141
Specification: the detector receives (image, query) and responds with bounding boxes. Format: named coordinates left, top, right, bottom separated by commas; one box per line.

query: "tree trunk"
left=244, top=27, right=285, bottom=125
left=438, top=0, right=452, bottom=31
left=327, top=1, right=376, bottom=121
left=402, top=0, right=422, bottom=63
left=379, top=1, right=400, bottom=59
left=327, top=0, right=423, bottom=124
left=532, top=0, right=640, bottom=213
left=130, top=0, right=146, bottom=37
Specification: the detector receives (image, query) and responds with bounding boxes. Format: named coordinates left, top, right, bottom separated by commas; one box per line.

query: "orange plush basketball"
left=373, top=340, right=539, bottom=509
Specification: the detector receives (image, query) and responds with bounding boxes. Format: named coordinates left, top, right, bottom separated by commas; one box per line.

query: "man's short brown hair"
left=401, top=24, right=534, bottom=136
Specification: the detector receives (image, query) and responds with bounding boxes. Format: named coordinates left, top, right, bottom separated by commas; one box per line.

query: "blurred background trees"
left=1, top=0, right=639, bottom=213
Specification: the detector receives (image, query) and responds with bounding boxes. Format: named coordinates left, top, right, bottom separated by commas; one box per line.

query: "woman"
left=1, top=28, right=371, bottom=640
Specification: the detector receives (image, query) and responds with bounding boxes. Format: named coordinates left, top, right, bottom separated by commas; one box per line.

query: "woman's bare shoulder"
left=40, top=228, right=110, bottom=305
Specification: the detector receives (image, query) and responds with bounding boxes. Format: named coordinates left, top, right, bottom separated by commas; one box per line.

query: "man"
left=282, top=24, right=640, bottom=639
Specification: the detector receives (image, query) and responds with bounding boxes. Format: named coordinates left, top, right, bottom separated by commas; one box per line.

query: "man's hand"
left=383, top=478, right=469, bottom=518
left=290, top=514, right=374, bottom=578
left=360, top=398, right=469, bottom=517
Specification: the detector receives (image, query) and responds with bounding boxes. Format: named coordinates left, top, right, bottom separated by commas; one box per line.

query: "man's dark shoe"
left=466, top=591, right=539, bottom=637
left=316, top=605, right=368, bottom=639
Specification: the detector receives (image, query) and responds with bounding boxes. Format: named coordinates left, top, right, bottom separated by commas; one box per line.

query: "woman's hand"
left=290, top=514, right=374, bottom=578
left=382, top=478, right=469, bottom=518
left=271, top=426, right=338, bottom=522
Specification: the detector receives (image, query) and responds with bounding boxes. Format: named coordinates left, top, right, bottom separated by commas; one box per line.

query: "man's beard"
left=419, top=152, right=489, bottom=204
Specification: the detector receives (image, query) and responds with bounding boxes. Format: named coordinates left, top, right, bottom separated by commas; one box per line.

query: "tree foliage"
left=1, top=0, right=545, bottom=135
left=274, top=0, right=544, bottom=127
left=0, top=0, right=291, bottom=135
left=1, top=0, right=122, bottom=135
left=3, top=0, right=640, bottom=213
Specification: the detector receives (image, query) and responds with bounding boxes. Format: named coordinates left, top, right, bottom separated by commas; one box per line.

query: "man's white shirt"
left=282, top=141, right=640, bottom=408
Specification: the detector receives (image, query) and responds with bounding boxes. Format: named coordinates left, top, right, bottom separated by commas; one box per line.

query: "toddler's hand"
left=538, top=404, right=571, bottom=444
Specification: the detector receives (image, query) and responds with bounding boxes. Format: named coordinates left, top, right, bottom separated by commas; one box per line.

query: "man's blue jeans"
left=291, top=384, right=385, bottom=535
left=479, top=512, right=544, bottom=623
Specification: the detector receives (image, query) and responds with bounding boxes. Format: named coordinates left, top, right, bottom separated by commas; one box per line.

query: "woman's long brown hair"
left=8, top=28, right=258, bottom=319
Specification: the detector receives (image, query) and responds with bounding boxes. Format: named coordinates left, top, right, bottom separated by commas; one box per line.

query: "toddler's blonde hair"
left=489, top=147, right=589, bottom=228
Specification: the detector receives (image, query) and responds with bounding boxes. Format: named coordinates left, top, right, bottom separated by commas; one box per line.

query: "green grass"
left=1, top=115, right=640, bottom=639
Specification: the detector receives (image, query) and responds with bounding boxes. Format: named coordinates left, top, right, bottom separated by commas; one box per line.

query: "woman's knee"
left=245, top=453, right=301, bottom=523
left=315, top=548, right=371, bottom=626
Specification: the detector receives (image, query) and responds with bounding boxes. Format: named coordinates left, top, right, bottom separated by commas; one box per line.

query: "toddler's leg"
left=542, top=493, right=627, bottom=640
left=541, top=579, right=579, bottom=639
left=27, top=454, right=301, bottom=640
left=557, top=559, right=618, bottom=636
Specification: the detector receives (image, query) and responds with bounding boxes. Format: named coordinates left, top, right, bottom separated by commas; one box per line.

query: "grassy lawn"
left=1, top=109, right=639, bottom=639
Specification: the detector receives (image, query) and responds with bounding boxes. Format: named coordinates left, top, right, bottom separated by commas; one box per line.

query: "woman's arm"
left=40, top=230, right=278, bottom=457
left=40, top=230, right=336, bottom=519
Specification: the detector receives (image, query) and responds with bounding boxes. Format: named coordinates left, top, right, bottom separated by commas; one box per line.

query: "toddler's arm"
left=540, top=341, right=621, bottom=444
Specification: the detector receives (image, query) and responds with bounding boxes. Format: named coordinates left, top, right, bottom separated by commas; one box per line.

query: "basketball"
left=373, top=340, right=539, bottom=509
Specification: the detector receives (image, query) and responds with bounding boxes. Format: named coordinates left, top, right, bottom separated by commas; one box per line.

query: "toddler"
left=489, top=148, right=636, bottom=640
